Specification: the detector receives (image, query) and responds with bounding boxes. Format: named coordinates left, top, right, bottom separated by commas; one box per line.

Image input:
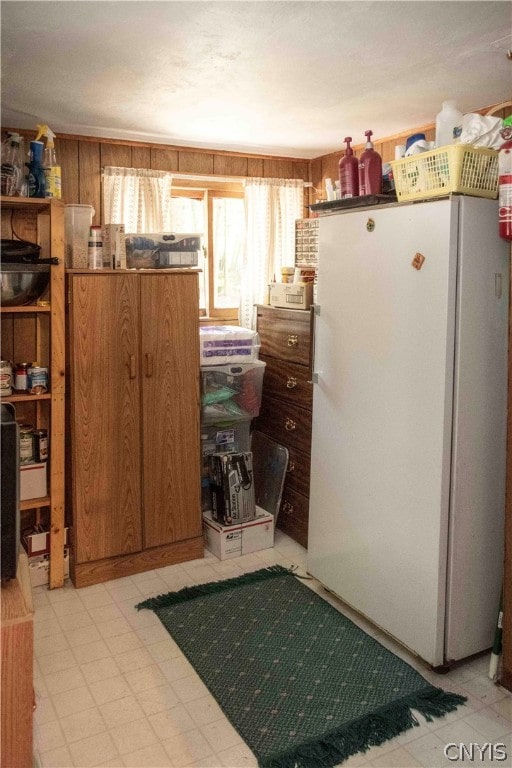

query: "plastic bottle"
left=35, top=124, right=61, bottom=199
left=26, top=141, right=46, bottom=198
left=435, top=100, right=463, bottom=148
left=338, top=137, right=359, bottom=198
left=498, top=121, right=512, bottom=242
left=358, top=130, right=382, bottom=196
left=1, top=133, right=23, bottom=196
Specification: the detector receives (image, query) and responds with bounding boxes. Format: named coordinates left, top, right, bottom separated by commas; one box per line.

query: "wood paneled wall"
left=4, top=129, right=310, bottom=223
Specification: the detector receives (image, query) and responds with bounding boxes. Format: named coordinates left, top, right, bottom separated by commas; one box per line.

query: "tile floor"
left=32, top=532, right=512, bottom=768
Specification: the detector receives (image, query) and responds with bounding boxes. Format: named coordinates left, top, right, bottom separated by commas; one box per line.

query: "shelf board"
left=20, top=496, right=50, bottom=511
left=1, top=305, right=51, bottom=314
left=1, top=393, right=51, bottom=403
left=1, top=196, right=51, bottom=209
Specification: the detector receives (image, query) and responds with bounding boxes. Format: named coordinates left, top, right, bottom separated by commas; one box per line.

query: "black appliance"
left=1, top=403, right=19, bottom=580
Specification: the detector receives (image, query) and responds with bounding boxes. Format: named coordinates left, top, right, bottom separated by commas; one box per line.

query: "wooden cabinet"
left=254, top=305, right=313, bottom=548
left=67, top=270, right=203, bottom=586
left=0, top=197, right=66, bottom=588
left=1, top=553, right=34, bottom=768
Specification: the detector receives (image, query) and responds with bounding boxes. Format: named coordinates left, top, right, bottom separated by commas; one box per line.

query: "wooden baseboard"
left=70, top=536, right=204, bottom=588
left=499, top=668, right=512, bottom=694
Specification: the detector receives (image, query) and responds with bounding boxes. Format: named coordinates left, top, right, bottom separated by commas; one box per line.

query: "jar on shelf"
left=14, top=362, right=30, bottom=393
left=0, top=360, right=13, bottom=396
left=33, top=428, right=49, bottom=462
left=19, top=424, right=34, bottom=464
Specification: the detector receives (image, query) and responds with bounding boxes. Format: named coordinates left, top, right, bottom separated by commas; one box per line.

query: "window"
left=170, top=183, right=245, bottom=320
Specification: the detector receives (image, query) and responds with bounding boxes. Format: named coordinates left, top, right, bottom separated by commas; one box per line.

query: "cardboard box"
left=269, top=282, right=313, bottom=310
left=29, top=548, right=70, bottom=587
left=22, top=527, right=69, bottom=557
left=209, top=451, right=256, bottom=525
left=20, top=462, right=47, bottom=501
left=203, top=507, right=274, bottom=560
left=102, top=223, right=127, bottom=269
left=200, top=326, right=260, bottom=366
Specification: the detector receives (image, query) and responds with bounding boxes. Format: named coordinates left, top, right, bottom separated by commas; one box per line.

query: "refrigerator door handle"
left=308, top=304, right=319, bottom=384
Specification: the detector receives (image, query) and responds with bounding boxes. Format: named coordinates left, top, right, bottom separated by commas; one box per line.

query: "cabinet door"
left=140, top=273, right=201, bottom=548
left=70, top=275, right=142, bottom=562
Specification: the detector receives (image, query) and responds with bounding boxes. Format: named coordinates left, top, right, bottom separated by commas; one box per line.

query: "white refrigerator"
left=307, top=196, right=509, bottom=668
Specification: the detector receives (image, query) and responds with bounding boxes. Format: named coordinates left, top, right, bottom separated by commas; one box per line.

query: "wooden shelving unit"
left=1, top=196, right=66, bottom=589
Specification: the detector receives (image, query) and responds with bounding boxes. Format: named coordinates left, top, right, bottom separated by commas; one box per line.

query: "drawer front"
left=277, top=485, right=309, bottom=548
left=284, top=444, right=311, bottom=499
left=260, top=354, right=313, bottom=410
left=256, top=308, right=311, bottom=366
left=255, top=395, right=312, bottom=455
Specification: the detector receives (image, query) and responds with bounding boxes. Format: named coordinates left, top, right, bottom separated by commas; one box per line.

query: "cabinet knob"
left=285, top=418, right=296, bottom=432
left=145, top=353, right=154, bottom=378
left=286, top=376, right=297, bottom=389
left=129, top=355, right=136, bottom=379
left=282, top=501, right=294, bottom=516
left=287, top=334, right=298, bottom=347
left=287, top=460, right=296, bottom=473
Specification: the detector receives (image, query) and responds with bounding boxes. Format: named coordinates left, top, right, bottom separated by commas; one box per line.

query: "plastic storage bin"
left=391, top=145, right=498, bottom=202
left=65, top=204, right=95, bottom=268
left=201, top=360, right=265, bottom=422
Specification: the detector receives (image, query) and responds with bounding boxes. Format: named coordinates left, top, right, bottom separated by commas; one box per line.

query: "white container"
left=435, top=100, right=463, bottom=148
left=20, top=462, right=47, bottom=501
left=64, top=204, right=95, bottom=268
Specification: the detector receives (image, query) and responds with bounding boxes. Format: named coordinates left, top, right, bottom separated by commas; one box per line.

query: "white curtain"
left=240, top=177, right=304, bottom=328
left=103, top=166, right=173, bottom=232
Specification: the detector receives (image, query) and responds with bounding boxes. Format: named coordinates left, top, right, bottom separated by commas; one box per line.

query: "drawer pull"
left=286, top=376, right=298, bottom=389
left=285, top=418, right=296, bottom=432
left=287, top=334, right=298, bottom=347
left=287, top=460, right=296, bottom=473
left=282, top=501, right=294, bottom=516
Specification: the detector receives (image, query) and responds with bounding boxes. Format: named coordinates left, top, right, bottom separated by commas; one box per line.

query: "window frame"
left=170, top=180, right=244, bottom=321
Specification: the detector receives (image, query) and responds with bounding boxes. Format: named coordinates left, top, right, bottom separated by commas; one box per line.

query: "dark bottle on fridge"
left=358, top=130, right=382, bottom=195
left=338, top=137, right=359, bottom=198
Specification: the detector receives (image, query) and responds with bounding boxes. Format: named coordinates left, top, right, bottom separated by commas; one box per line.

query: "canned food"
left=19, top=424, right=34, bottom=463
left=14, top=362, right=29, bottom=393
left=33, top=428, right=49, bottom=462
left=0, top=360, right=13, bottom=396
left=28, top=363, right=48, bottom=395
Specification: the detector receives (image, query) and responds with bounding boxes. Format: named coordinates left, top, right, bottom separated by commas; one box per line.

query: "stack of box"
left=199, top=326, right=271, bottom=558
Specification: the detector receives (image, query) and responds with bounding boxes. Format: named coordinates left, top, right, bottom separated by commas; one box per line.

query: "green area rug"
left=137, top=565, right=466, bottom=768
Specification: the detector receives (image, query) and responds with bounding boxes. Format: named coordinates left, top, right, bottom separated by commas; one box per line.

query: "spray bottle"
left=1, top=132, right=24, bottom=196
left=338, top=137, right=359, bottom=198
left=35, top=124, right=61, bottom=199
left=358, top=130, right=382, bottom=196
left=26, top=141, right=46, bottom=198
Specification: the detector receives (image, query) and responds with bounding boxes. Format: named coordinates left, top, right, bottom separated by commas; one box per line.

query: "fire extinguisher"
left=498, top=123, right=512, bottom=242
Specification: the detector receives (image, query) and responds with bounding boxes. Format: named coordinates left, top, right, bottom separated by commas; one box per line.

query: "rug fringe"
left=136, top=564, right=291, bottom=611
left=259, top=687, right=467, bottom=768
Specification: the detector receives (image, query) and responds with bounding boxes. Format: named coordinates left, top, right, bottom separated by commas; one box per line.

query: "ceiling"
left=1, top=1, right=511, bottom=160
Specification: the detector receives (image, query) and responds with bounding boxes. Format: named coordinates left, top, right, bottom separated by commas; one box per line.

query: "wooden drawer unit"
left=254, top=305, right=313, bottom=548
left=278, top=485, right=309, bottom=548
left=256, top=306, right=312, bottom=366
left=259, top=355, right=313, bottom=410
left=257, top=395, right=312, bottom=456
